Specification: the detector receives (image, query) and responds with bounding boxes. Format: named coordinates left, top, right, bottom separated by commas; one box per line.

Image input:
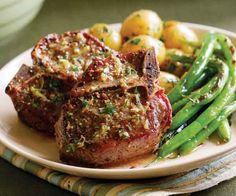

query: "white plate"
left=1, top=23, right=236, bottom=180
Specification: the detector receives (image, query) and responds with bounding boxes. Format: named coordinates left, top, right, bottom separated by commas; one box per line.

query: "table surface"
left=1, top=0, right=236, bottom=195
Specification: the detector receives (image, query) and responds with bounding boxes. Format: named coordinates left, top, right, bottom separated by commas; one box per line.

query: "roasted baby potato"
left=120, top=9, right=163, bottom=41
left=163, top=21, right=199, bottom=54
left=121, top=35, right=166, bottom=65
left=90, top=23, right=122, bottom=50
left=159, top=71, right=179, bottom=93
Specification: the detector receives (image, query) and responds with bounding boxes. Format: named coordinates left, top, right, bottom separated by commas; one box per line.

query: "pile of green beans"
left=171, top=59, right=229, bottom=128
left=179, top=101, right=236, bottom=155
left=158, top=33, right=236, bottom=158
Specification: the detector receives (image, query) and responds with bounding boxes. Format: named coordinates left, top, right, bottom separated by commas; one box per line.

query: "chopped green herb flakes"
left=119, top=130, right=130, bottom=139
left=66, top=111, right=73, bottom=117
left=130, top=38, right=141, bottom=45
left=66, top=143, right=76, bottom=153
left=71, top=64, right=79, bottom=72
left=52, top=95, right=64, bottom=105
left=48, top=79, right=60, bottom=90
left=81, top=99, right=88, bottom=107
left=99, top=102, right=116, bottom=115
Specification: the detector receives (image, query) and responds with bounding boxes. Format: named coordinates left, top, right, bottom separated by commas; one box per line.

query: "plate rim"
left=1, top=22, right=236, bottom=179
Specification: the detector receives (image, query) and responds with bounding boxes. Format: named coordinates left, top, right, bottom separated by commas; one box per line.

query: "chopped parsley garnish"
left=77, top=59, right=83, bottom=64
left=52, top=95, right=64, bottom=105
left=71, top=64, right=79, bottom=72
left=48, top=79, right=60, bottom=90
left=168, top=54, right=193, bottom=64
left=124, top=98, right=130, bottom=108
left=119, top=130, right=130, bottom=139
left=66, top=111, right=73, bottom=117
left=81, top=99, right=88, bottom=107
left=32, top=101, right=40, bottom=108
left=66, top=143, right=76, bottom=153
left=130, top=38, right=141, bottom=45
left=66, top=137, right=86, bottom=152
left=63, top=54, right=68, bottom=59
left=125, top=67, right=137, bottom=76
left=99, top=51, right=109, bottom=58
left=100, top=38, right=104, bottom=42
left=99, top=102, right=116, bottom=115
left=103, top=26, right=109, bottom=33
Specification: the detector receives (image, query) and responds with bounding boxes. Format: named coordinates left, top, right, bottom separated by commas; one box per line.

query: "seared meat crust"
left=6, top=31, right=172, bottom=167
left=5, top=64, right=74, bottom=135
left=7, top=33, right=155, bottom=135
left=55, top=88, right=171, bottom=167
left=31, top=32, right=107, bottom=81
left=32, top=31, right=159, bottom=97
left=54, top=44, right=171, bottom=167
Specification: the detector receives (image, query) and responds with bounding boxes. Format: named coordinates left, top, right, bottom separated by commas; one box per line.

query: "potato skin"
left=90, top=23, right=122, bottom=50
left=120, top=9, right=163, bottom=41
left=163, top=21, right=199, bottom=54
left=159, top=71, right=179, bottom=93
left=121, top=35, right=166, bottom=65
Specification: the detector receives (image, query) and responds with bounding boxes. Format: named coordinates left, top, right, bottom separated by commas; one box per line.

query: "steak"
left=55, top=88, right=171, bottom=167
left=31, top=31, right=110, bottom=81
left=6, top=31, right=172, bottom=166
left=6, top=31, right=161, bottom=136
left=5, top=64, right=74, bottom=135
left=31, top=31, right=159, bottom=96
left=31, top=31, right=140, bottom=85
left=55, top=48, right=171, bottom=167
left=71, top=48, right=160, bottom=98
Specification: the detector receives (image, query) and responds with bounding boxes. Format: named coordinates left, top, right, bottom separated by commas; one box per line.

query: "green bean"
left=214, top=49, right=226, bottom=61
left=159, top=80, right=234, bottom=158
left=160, top=123, right=187, bottom=147
left=170, top=59, right=229, bottom=130
left=216, top=34, right=236, bottom=85
left=215, top=34, right=236, bottom=139
left=168, top=33, right=217, bottom=104
left=179, top=101, right=236, bottom=155
left=162, top=52, right=194, bottom=77
left=158, top=33, right=236, bottom=158
left=171, top=97, right=191, bottom=115
left=161, top=107, right=203, bottom=145
left=171, top=69, right=213, bottom=114
left=191, top=68, right=214, bottom=90
left=172, top=60, right=228, bottom=115
left=166, top=52, right=194, bottom=64
left=217, top=119, right=231, bottom=142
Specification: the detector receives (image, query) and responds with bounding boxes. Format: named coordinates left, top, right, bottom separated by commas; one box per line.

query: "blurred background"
left=1, top=0, right=236, bottom=195
left=1, top=0, right=236, bottom=66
